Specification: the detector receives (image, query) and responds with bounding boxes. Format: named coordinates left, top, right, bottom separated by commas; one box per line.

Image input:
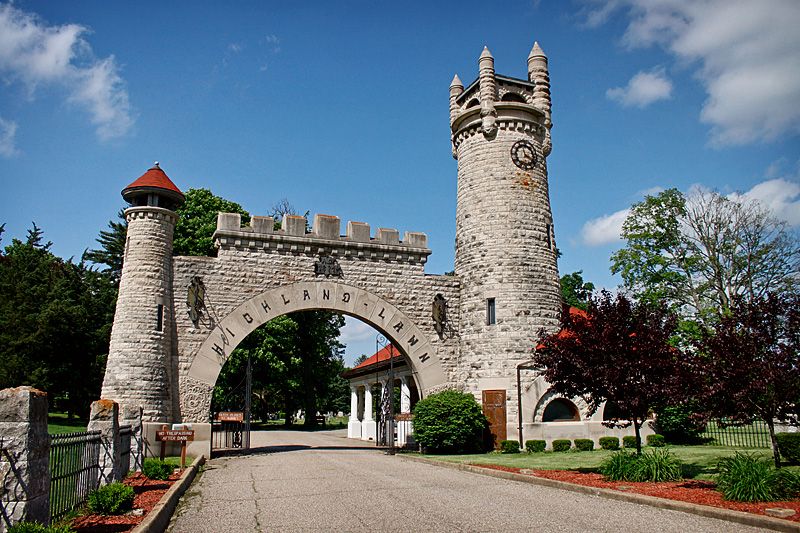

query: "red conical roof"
left=122, top=162, right=184, bottom=204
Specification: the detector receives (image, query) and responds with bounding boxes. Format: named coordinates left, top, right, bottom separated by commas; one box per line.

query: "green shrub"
left=599, top=436, right=620, bottom=450
left=622, top=435, right=638, bottom=449
left=552, top=439, right=571, bottom=452
left=8, top=523, right=74, bottom=533
left=412, top=390, right=488, bottom=453
left=525, top=440, right=546, bottom=453
left=87, top=482, right=135, bottom=515
left=574, top=439, right=594, bottom=451
left=654, top=404, right=706, bottom=444
left=143, top=458, right=174, bottom=480
left=647, top=434, right=666, bottom=447
left=600, top=450, right=638, bottom=481
left=776, top=432, right=800, bottom=465
left=499, top=440, right=520, bottom=454
left=716, top=452, right=800, bottom=502
left=600, top=449, right=682, bottom=482
left=630, top=448, right=682, bottom=482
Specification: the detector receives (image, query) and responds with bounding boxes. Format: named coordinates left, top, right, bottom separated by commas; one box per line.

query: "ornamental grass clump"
left=412, top=390, right=488, bottom=453
left=87, top=482, right=135, bottom=515
left=600, top=449, right=682, bottom=482
left=8, top=523, right=74, bottom=533
left=143, top=458, right=174, bottom=480
left=716, top=452, right=800, bottom=502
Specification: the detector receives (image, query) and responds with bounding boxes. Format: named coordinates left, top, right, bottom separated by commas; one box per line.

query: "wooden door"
left=482, top=390, right=507, bottom=449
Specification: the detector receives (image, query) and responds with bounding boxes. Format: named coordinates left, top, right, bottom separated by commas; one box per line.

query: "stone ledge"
left=131, top=454, right=205, bottom=533
left=399, top=455, right=800, bottom=533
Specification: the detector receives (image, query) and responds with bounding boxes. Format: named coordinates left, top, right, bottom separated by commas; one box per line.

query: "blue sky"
left=1, top=1, right=799, bottom=364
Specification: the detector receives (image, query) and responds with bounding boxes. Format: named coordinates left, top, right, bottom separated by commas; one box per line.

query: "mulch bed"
left=69, top=471, right=181, bottom=533
left=470, top=464, right=800, bottom=522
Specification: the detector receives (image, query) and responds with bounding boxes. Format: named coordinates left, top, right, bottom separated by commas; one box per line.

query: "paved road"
left=168, top=430, right=759, bottom=532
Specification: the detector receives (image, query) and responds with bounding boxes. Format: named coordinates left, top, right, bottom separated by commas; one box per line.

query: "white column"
left=347, top=385, right=362, bottom=439
left=362, top=384, right=376, bottom=441
left=400, top=375, right=411, bottom=413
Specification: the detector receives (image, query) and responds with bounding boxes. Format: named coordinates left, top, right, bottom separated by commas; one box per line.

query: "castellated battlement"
left=213, top=212, right=431, bottom=264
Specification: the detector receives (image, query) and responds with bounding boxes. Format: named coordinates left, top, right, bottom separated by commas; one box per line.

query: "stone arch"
left=500, top=91, right=527, bottom=103
left=180, top=281, right=446, bottom=421
left=533, top=388, right=589, bottom=422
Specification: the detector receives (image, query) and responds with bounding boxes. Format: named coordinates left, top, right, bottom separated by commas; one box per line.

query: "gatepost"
left=0, top=386, right=50, bottom=531
left=120, top=404, right=143, bottom=472
left=87, top=399, right=122, bottom=485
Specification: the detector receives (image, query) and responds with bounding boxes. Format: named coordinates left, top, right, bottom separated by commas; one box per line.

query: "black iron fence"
left=119, top=425, right=132, bottom=475
left=700, top=419, right=770, bottom=448
left=49, top=430, right=101, bottom=522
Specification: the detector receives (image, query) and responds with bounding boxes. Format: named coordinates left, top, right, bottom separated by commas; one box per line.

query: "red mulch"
left=470, top=464, right=800, bottom=522
left=70, top=472, right=181, bottom=533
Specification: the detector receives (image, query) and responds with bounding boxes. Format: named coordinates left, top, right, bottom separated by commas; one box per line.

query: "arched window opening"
left=501, top=92, right=527, bottom=103
left=465, top=98, right=480, bottom=109
left=542, top=398, right=580, bottom=422
left=602, top=401, right=625, bottom=421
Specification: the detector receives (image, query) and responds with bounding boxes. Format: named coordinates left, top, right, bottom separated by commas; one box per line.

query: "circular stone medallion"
left=510, top=140, right=537, bottom=170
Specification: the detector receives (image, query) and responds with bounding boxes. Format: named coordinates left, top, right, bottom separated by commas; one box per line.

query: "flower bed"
left=471, top=464, right=800, bottom=522
left=70, top=471, right=180, bottom=532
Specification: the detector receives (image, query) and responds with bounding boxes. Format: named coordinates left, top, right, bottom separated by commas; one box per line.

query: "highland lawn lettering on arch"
left=188, top=281, right=445, bottom=392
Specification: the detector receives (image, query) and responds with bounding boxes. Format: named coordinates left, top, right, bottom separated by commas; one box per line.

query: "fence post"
left=0, top=386, right=50, bottom=531
left=87, top=399, right=121, bottom=485
left=120, top=404, right=143, bottom=472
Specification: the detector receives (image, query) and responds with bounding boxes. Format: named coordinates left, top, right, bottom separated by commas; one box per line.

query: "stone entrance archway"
left=180, top=281, right=447, bottom=422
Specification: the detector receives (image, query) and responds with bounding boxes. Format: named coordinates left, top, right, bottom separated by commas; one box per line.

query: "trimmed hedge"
left=500, top=440, right=521, bottom=454
left=776, top=432, right=800, bottom=465
left=599, top=436, right=620, bottom=450
left=552, top=439, right=571, bottom=452
left=87, top=482, right=135, bottom=515
left=647, top=434, right=666, bottom=447
left=525, top=440, right=546, bottom=453
left=574, top=438, right=594, bottom=451
left=412, top=390, right=488, bottom=453
left=622, top=435, right=638, bottom=449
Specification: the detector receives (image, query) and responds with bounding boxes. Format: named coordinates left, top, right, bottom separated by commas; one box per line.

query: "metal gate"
left=211, top=354, right=252, bottom=456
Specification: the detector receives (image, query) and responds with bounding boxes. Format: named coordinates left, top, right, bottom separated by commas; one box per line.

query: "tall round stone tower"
left=101, top=163, right=184, bottom=422
left=451, top=44, right=561, bottom=440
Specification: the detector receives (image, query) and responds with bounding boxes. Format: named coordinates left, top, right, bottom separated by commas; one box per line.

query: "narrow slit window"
left=486, top=298, right=496, bottom=325
left=156, top=304, right=164, bottom=332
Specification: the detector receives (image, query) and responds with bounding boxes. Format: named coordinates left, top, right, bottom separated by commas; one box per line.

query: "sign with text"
left=156, top=430, right=195, bottom=442
left=216, top=411, right=244, bottom=422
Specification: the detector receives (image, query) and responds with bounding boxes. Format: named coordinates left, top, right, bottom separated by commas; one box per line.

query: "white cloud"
left=607, top=67, right=672, bottom=108
left=339, top=316, right=378, bottom=345
left=581, top=208, right=630, bottom=246
left=0, top=3, right=133, bottom=140
left=586, top=0, right=800, bottom=146
left=0, top=116, right=19, bottom=157
left=731, top=178, right=800, bottom=227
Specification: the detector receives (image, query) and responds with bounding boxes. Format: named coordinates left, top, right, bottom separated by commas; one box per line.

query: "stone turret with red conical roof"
left=102, top=162, right=183, bottom=422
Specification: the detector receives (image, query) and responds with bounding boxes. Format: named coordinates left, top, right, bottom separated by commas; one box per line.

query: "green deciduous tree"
left=560, top=271, right=595, bottom=310
left=173, top=188, right=250, bottom=256
left=611, top=188, right=800, bottom=320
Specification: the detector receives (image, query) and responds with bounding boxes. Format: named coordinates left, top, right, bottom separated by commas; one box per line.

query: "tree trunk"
left=766, top=418, right=781, bottom=468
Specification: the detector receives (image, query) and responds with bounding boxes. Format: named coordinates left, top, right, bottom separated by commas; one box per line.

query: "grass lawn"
left=48, top=412, right=89, bottom=435
left=419, top=446, right=798, bottom=481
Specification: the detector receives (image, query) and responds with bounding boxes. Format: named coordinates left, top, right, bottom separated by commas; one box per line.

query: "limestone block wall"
left=454, top=117, right=561, bottom=423
left=171, top=214, right=461, bottom=423
left=102, top=207, right=178, bottom=422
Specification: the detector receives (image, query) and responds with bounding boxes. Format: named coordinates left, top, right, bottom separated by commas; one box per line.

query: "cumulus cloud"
left=0, top=116, right=19, bottom=157
left=581, top=208, right=630, bottom=246
left=585, top=0, right=800, bottom=146
left=0, top=3, right=133, bottom=141
left=730, top=176, right=800, bottom=227
left=607, top=67, right=672, bottom=108
left=339, top=316, right=377, bottom=345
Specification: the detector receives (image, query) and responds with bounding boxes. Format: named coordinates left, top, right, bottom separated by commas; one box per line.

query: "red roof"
left=123, top=163, right=184, bottom=198
left=352, top=344, right=403, bottom=371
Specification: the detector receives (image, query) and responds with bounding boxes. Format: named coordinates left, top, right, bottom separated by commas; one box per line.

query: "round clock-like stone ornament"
left=510, top=140, right=537, bottom=170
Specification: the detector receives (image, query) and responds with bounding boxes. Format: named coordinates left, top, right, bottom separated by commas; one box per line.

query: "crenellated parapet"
left=213, top=212, right=431, bottom=264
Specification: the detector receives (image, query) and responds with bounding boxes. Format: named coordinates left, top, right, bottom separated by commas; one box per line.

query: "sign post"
left=156, top=427, right=195, bottom=468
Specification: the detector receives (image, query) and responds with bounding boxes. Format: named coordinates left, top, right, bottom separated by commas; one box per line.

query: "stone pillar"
left=361, top=384, right=376, bottom=441
left=398, top=377, right=410, bottom=413
left=347, top=386, right=362, bottom=439
left=120, top=404, right=143, bottom=472
left=88, top=400, right=121, bottom=485
left=0, top=386, right=50, bottom=530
